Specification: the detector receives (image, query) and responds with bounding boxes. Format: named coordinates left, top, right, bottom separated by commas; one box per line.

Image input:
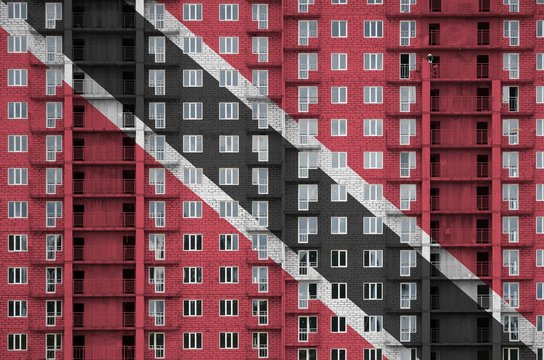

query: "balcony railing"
left=431, top=96, right=491, bottom=113
left=477, top=195, right=490, bottom=210
left=73, top=279, right=135, bottom=295
left=73, top=212, right=135, bottom=228
left=430, top=162, right=489, bottom=178
left=477, top=294, right=490, bottom=309
left=431, top=129, right=488, bottom=146
left=73, top=312, right=135, bottom=328
left=430, top=295, right=440, bottom=310
left=73, top=79, right=135, bottom=96
left=73, top=179, right=135, bottom=195
left=73, top=146, right=135, bottom=162
left=430, top=63, right=490, bottom=79
left=73, top=346, right=135, bottom=360
left=477, top=328, right=490, bottom=343
left=72, top=46, right=135, bottom=62
left=476, top=261, right=490, bottom=276
left=73, top=112, right=135, bottom=130
left=73, top=245, right=135, bottom=262
left=431, top=328, right=440, bottom=343
left=430, top=227, right=490, bottom=245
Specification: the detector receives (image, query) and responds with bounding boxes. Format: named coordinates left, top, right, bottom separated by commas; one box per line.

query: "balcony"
left=73, top=212, right=135, bottom=229
left=73, top=346, right=135, bottom=360
left=73, top=146, right=135, bottom=163
left=477, top=328, right=490, bottom=343
left=73, top=12, right=135, bottom=30
left=430, top=63, right=492, bottom=80
left=430, top=195, right=490, bottom=213
left=73, top=79, right=135, bottom=97
left=430, top=227, right=490, bottom=246
left=74, top=112, right=135, bottom=131
left=477, top=294, right=490, bottom=309
left=430, top=295, right=440, bottom=310
left=73, top=279, right=135, bottom=296
left=74, top=245, right=135, bottom=263
left=430, top=162, right=490, bottom=180
left=73, top=179, right=135, bottom=196
left=431, top=96, right=491, bottom=114
left=476, top=261, right=490, bottom=277
left=73, top=311, right=135, bottom=329
left=431, top=129, right=489, bottom=147
left=431, top=328, right=440, bottom=343
left=72, top=46, right=135, bottom=63
left=385, top=0, right=532, bottom=17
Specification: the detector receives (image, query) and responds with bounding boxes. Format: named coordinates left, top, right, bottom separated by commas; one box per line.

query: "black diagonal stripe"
left=19, top=1, right=534, bottom=357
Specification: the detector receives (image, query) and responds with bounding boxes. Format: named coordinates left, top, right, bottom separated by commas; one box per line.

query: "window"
left=8, top=69, right=27, bottom=86
left=364, top=152, right=383, bottom=169
left=46, top=235, right=62, bottom=261
left=298, top=53, right=318, bottom=79
left=363, top=283, right=383, bottom=300
left=183, top=36, right=202, bottom=53
left=539, top=316, right=544, bottom=332
left=220, top=234, right=239, bottom=251
left=401, top=217, right=418, bottom=243
left=539, top=20, right=544, bottom=37
left=45, top=3, right=62, bottom=29
left=183, top=300, right=202, bottom=316
left=331, top=217, right=347, bottom=234
left=219, top=102, right=239, bottom=120
left=538, top=87, right=544, bottom=104
left=502, top=184, right=519, bottom=210
left=539, top=54, right=544, bottom=71
left=252, top=102, right=269, bottom=129
left=8, top=102, right=27, bottom=119
left=183, top=168, right=203, bottom=185
left=7, top=2, right=27, bottom=20
left=149, top=201, right=165, bottom=227
left=219, top=37, right=239, bottom=54
left=252, top=70, right=268, bottom=95
left=298, top=316, right=318, bottom=342
left=45, top=168, right=61, bottom=195
left=219, top=299, right=238, bottom=316
left=8, top=168, right=27, bottom=185
left=538, top=283, right=544, bottom=300
left=148, top=267, right=165, bottom=293
left=363, top=217, right=383, bottom=234
left=504, top=20, right=520, bottom=46
left=363, top=349, right=382, bottom=360
left=252, top=37, right=269, bottom=62
left=331, top=152, right=347, bottom=169
left=503, top=216, right=519, bottom=242
left=252, top=168, right=269, bottom=194
left=252, top=135, right=269, bottom=161
left=183, top=4, right=203, bottom=21
left=399, top=119, right=416, bottom=145
left=503, top=152, right=519, bottom=178
left=400, top=21, right=416, bottom=46
left=183, top=333, right=202, bottom=349
left=298, top=282, right=318, bottom=308
left=45, top=300, right=62, bottom=326
left=183, top=102, right=203, bottom=120
left=363, top=316, right=383, bottom=332
left=331, top=20, right=347, bottom=37
left=538, top=250, right=544, bottom=267
left=503, top=282, right=519, bottom=308
left=503, top=315, right=519, bottom=341
left=183, top=267, right=203, bottom=284
left=298, top=217, right=318, bottom=243
left=331, top=250, right=347, bottom=267
left=539, top=152, right=544, bottom=169
left=8, top=234, right=27, bottom=252
left=46, top=102, right=62, bottom=128
left=7, top=35, right=26, bottom=53
left=503, top=119, right=519, bottom=145
left=219, top=70, right=239, bottom=87
left=183, top=201, right=202, bottom=218
left=219, top=168, right=239, bottom=186
left=331, top=184, right=347, bottom=202
left=219, top=135, right=239, bottom=153
left=332, top=0, right=348, bottom=3
left=363, top=184, right=383, bottom=201
left=149, top=299, right=165, bottom=326
left=8, top=267, right=27, bottom=284
left=252, top=201, right=269, bottom=227
left=538, top=184, right=544, bottom=201
left=219, top=267, right=239, bottom=284
left=364, top=86, right=383, bottom=103
left=252, top=332, right=268, bottom=358
left=182, top=135, right=203, bottom=153
left=8, top=300, right=27, bottom=317
left=400, top=152, right=416, bottom=177
left=503, top=53, right=519, bottom=79
left=400, top=184, right=417, bottom=210
left=400, top=315, right=417, bottom=342
left=364, top=53, right=383, bottom=70
left=400, top=250, right=417, bottom=276
left=331, top=316, right=346, bottom=333
left=252, top=234, right=268, bottom=262
left=331, top=283, right=347, bottom=299
left=298, top=86, right=318, bottom=112
left=219, top=4, right=238, bottom=21
left=148, top=102, right=165, bottom=129
left=400, top=283, right=417, bottom=309
left=298, top=250, right=318, bottom=275
left=252, top=266, right=268, bottom=292
left=45, top=201, right=62, bottom=227
left=183, top=70, right=203, bottom=87
left=400, top=86, right=417, bottom=112
left=252, top=4, right=268, bottom=29
left=503, top=348, right=519, bottom=360
left=183, top=234, right=202, bottom=251
left=331, top=119, right=347, bottom=136
left=298, top=20, right=318, bottom=46
left=298, top=151, right=318, bottom=178
left=364, top=20, right=383, bottom=38
left=45, top=36, right=62, bottom=63
left=363, top=250, right=383, bottom=267
left=149, top=4, right=165, bottom=29
left=149, top=168, right=165, bottom=194
left=331, top=53, right=347, bottom=70
left=219, top=201, right=239, bottom=218
left=298, top=184, right=318, bottom=210
left=368, top=0, right=383, bottom=3
left=8, top=201, right=27, bottom=218
left=45, top=333, right=62, bottom=359
left=149, top=234, right=165, bottom=260
left=252, top=299, right=268, bottom=325
left=149, top=332, right=165, bottom=358
left=364, top=119, right=383, bottom=136
left=219, top=332, right=239, bottom=349
left=331, top=87, right=347, bottom=104
left=45, top=135, right=62, bottom=161
left=149, top=69, right=165, bottom=95
left=7, top=333, right=27, bottom=351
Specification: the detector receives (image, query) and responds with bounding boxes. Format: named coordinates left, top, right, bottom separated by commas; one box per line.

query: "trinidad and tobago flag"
left=1, top=0, right=543, bottom=359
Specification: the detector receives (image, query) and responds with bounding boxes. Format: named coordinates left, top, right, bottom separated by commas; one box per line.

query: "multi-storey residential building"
left=2, top=0, right=544, bottom=359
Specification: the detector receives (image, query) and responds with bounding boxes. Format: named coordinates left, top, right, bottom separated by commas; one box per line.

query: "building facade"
left=1, top=0, right=544, bottom=359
